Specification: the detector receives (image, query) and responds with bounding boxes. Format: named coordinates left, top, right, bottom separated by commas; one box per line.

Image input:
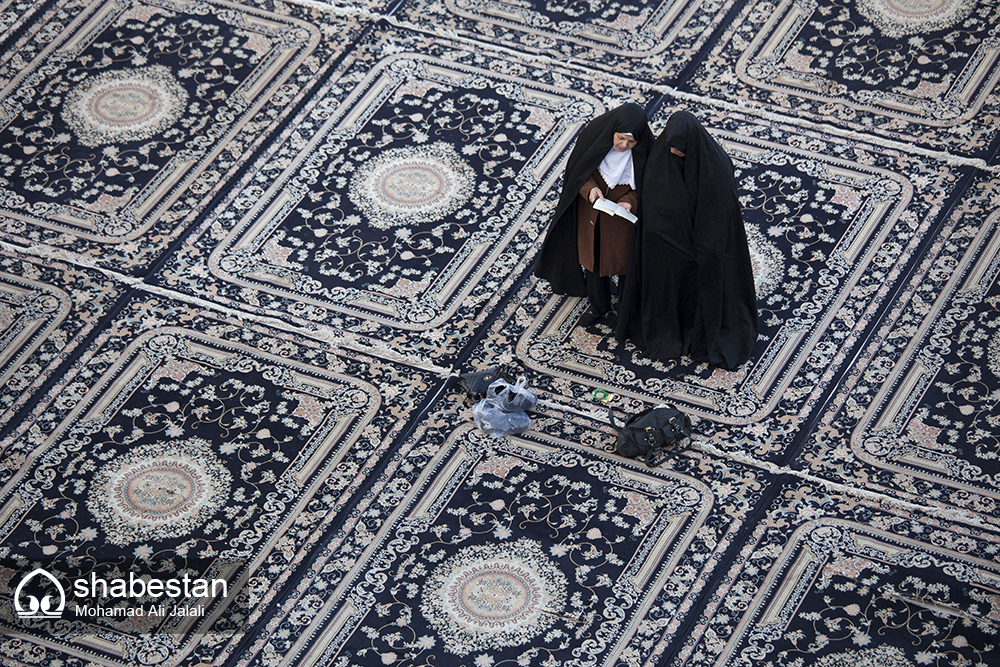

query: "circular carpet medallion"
left=349, top=142, right=475, bottom=229
left=87, top=437, right=232, bottom=545
left=746, top=222, right=784, bottom=299
left=62, top=65, right=190, bottom=147
left=420, top=539, right=568, bottom=655
left=857, top=0, right=975, bottom=38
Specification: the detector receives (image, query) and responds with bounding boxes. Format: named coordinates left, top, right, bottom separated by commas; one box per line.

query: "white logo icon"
left=14, top=569, right=65, bottom=619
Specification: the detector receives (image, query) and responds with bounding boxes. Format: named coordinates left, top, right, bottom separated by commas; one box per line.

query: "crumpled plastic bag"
left=472, top=398, right=531, bottom=439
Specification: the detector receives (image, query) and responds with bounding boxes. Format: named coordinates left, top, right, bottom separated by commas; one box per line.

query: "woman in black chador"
left=535, top=103, right=653, bottom=326
left=616, top=110, right=758, bottom=370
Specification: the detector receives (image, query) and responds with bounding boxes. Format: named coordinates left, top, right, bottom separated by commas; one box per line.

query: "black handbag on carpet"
left=459, top=364, right=517, bottom=398
left=612, top=404, right=692, bottom=467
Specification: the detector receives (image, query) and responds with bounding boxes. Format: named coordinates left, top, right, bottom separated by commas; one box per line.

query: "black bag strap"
left=644, top=445, right=665, bottom=468
left=607, top=403, right=621, bottom=430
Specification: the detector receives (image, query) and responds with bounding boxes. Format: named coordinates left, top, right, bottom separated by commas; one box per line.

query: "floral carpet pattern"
left=471, top=101, right=968, bottom=464
left=391, top=0, right=738, bottom=84
left=796, top=173, right=1000, bottom=527
left=0, top=1, right=998, bottom=667
left=681, top=0, right=1000, bottom=158
left=0, top=295, right=440, bottom=665
left=678, top=479, right=1000, bottom=667
left=0, top=0, right=365, bottom=273
left=239, top=407, right=770, bottom=667
left=0, top=247, right=124, bottom=426
left=153, top=24, right=658, bottom=365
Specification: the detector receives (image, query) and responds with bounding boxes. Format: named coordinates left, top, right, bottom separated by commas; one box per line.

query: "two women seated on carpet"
left=535, top=104, right=759, bottom=371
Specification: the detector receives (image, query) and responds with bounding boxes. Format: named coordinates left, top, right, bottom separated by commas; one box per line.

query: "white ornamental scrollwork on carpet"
left=496, top=110, right=938, bottom=430
left=61, top=66, right=190, bottom=148
left=686, top=0, right=1000, bottom=155
left=696, top=510, right=1000, bottom=667
left=0, top=297, right=434, bottom=664
left=199, top=50, right=607, bottom=331
left=0, top=0, right=345, bottom=270
left=348, top=142, right=476, bottom=229
left=394, top=0, right=739, bottom=82
left=258, top=421, right=740, bottom=667
left=801, top=176, right=1000, bottom=512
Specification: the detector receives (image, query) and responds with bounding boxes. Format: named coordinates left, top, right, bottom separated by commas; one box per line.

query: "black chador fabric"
left=616, top=110, right=759, bottom=370
left=534, top=104, right=653, bottom=296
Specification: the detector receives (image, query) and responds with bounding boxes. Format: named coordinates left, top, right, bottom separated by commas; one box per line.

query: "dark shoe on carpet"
left=578, top=307, right=606, bottom=327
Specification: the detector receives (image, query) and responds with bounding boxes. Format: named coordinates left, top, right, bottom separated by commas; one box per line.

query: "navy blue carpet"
left=0, top=1, right=998, bottom=666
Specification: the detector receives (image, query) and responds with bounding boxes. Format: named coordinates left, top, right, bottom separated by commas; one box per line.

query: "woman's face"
left=613, top=132, right=637, bottom=152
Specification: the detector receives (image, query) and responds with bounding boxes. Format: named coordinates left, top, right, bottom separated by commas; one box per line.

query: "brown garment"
left=577, top=170, right=637, bottom=276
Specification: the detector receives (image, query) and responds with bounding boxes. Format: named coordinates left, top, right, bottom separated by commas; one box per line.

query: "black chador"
left=535, top=104, right=653, bottom=322
left=616, top=110, right=759, bottom=370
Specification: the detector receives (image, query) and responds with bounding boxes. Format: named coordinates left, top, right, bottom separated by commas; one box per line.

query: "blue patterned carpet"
left=0, top=1, right=998, bottom=666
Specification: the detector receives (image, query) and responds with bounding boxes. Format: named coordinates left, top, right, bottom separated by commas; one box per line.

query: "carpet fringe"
left=374, top=14, right=1000, bottom=175
left=3, top=8, right=993, bottom=533
left=6, top=239, right=988, bottom=530
left=532, top=388, right=989, bottom=530
left=0, top=240, right=454, bottom=378
left=281, top=0, right=380, bottom=19
left=692, top=436, right=994, bottom=530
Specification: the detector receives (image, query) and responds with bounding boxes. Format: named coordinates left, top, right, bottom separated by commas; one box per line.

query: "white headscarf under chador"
left=598, top=133, right=635, bottom=189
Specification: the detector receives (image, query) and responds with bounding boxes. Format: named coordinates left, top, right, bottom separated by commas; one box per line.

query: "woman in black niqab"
left=616, top=110, right=758, bottom=370
left=534, top=104, right=653, bottom=311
